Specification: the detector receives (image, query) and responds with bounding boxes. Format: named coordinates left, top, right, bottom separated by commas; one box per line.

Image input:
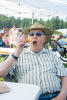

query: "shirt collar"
left=25, top=47, right=48, bottom=54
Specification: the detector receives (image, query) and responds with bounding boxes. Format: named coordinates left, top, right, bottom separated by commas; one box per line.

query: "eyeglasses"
left=29, top=32, right=43, bottom=36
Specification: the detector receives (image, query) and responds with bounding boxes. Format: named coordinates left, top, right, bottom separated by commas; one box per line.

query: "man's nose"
left=33, top=34, right=37, bottom=38
left=33, top=33, right=37, bottom=37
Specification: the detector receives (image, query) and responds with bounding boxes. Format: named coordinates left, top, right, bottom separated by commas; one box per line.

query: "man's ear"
left=44, top=35, right=46, bottom=42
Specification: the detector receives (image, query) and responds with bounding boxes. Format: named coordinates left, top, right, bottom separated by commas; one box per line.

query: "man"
left=0, top=22, right=67, bottom=100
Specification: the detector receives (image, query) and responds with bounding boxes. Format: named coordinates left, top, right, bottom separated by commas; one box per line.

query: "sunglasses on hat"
left=29, top=32, right=43, bottom=36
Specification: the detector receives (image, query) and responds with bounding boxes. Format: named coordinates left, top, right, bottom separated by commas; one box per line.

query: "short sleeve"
left=53, top=53, right=67, bottom=77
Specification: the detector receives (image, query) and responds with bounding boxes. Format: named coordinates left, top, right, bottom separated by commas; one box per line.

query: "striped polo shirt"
left=14, top=47, right=67, bottom=94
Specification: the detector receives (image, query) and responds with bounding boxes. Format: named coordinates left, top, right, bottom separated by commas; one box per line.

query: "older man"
left=0, top=22, right=67, bottom=100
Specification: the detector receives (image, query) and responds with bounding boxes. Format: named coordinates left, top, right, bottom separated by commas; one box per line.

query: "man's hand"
left=14, top=36, right=26, bottom=56
left=51, top=92, right=66, bottom=100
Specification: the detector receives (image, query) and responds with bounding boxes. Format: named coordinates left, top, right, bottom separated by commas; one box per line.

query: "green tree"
left=20, top=18, right=32, bottom=29
left=39, top=18, right=44, bottom=25
left=45, top=19, right=51, bottom=28
left=16, top=18, right=21, bottom=28
left=59, top=19, right=64, bottom=29
left=0, top=14, right=66, bottom=31
left=8, top=16, right=16, bottom=28
left=64, top=21, right=67, bottom=28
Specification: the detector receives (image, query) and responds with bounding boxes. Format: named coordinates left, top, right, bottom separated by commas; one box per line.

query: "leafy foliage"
left=0, top=14, right=67, bottom=32
left=53, top=30, right=62, bottom=34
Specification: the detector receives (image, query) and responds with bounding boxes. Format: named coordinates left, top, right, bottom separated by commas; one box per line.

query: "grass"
left=0, top=56, right=5, bottom=63
left=64, top=64, right=67, bottom=68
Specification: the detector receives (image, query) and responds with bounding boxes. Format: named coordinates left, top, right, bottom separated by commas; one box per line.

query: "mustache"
left=32, top=39, right=37, bottom=42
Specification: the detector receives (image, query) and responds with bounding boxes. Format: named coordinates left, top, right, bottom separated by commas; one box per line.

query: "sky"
left=0, top=0, right=67, bottom=20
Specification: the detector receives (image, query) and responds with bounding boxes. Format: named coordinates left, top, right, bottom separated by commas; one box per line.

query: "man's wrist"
left=11, top=53, right=19, bottom=60
left=60, top=89, right=67, bottom=97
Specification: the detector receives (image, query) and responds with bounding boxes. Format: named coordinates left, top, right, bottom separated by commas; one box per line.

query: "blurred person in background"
left=3, top=33, right=9, bottom=47
left=0, top=30, right=5, bottom=47
left=9, top=24, right=19, bottom=38
left=0, top=30, right=9, bottom=48
left=57, top=34, right=67, bottom=53
left=9, top=24, right=19, bottom=48
left=3, top=26, right=8, bottom=34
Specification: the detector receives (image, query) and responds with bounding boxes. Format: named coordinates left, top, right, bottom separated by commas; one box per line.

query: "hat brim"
left=23, top=27, right=52, bottom=34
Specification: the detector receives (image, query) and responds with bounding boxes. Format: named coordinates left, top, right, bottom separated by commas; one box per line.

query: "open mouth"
left=33, top=41, right=37, bottom=45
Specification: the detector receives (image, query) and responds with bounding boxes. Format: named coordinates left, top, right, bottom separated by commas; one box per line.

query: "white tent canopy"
left=0, top=0, right=67, bottom=20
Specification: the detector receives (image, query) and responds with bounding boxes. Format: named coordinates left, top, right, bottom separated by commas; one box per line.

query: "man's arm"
left=60, top=76, right=67, bottom=97
left=52, top=76, right=67, bottom=100
left=0, top=56, right=16, bottom=77
left=0, top=37, right=26, bottom=77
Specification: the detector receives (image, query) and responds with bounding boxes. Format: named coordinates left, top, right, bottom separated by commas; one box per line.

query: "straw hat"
left=23, top=22, right=52, bottom=43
